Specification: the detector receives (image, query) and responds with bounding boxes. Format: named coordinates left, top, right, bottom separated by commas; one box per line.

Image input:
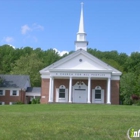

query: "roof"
left=26, top=87, right=41, bottom=93
left=0, top=75, right=30, bottom=88
left=40, top=49, right=122, bottom=75
left=26, top=87, right=41, bottom=96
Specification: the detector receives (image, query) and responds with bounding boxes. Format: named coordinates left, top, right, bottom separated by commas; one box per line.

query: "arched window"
left=59, top=85, right=66, bottom=98
left=95, top=86, right=102, bottom=99
left=92, top=86, right=104, bottom=103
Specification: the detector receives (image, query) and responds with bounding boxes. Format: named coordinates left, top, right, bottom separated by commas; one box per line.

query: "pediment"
left=54, top=53, right=109, bottom=70
left=40, top=50, right=121, bottom=75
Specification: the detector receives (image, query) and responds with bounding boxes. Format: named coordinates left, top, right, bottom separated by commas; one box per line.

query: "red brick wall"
left=40, top=78, right=120, bottom=105
left=40, top=79, right=50, bottom=104
left=0, top=89, right=26, bottom=104
left=111, top=80, right=120, bottom=104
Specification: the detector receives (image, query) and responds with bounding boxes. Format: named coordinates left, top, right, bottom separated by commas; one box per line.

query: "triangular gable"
left=40, top=49, right=121, bottom=74
left=54, top=53, right=109, bottom=70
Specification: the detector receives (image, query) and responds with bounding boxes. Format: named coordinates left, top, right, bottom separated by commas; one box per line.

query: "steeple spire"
left=78, top=2, right=85, bottom=33
left=75, top=2, right=88, bottom=51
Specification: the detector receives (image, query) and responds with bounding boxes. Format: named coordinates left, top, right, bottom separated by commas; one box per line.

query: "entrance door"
left=73, top=89, right=87, bottom=103
left=92, top=87, right=104, bottom=103
left=72, top=81, right=87, bottom=103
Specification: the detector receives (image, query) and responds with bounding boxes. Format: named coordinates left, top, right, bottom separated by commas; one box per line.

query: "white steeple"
left=75, top=2, right=88, bottom=51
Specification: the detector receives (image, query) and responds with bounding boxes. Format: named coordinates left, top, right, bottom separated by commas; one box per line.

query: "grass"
left=0, top=104, right=139, bottom=140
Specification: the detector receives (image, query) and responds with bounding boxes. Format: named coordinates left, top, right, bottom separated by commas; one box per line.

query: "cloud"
left=21, top=25, right=31, bottom=35
left=3, top=37, right=14, bottom=43
left=9, top=44, right=16, bottom=49
left=53, top=48, right=69, bottom=56
left=21, top=24, right=44, bottom=35
left=33, top=23, right=44, bottom=31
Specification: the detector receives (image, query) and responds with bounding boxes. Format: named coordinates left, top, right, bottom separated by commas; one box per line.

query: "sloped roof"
left=40, top=49, right=122, bottom=75
left=0, top=75, right=30, bottom=88
left=26, top=87, right=41, bottom=93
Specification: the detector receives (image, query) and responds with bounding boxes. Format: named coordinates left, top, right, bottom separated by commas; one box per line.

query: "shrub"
left=132, top=100, right=140, bottom=106
left=16, top=101, right=24, bottom=105
left=31, top=98, right=40, bottom=104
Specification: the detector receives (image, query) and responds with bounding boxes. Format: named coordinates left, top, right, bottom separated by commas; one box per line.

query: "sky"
left=0, top=0, right=140, bottom=55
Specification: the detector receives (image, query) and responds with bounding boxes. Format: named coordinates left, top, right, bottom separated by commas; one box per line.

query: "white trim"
left=69, top=77, right=72, bottom=103
left=111, top=75, right=120, bottom=80
left=41, top=75, right=50, bottom=79
left=92, top=89, right=104, bottom=104
left=49, top=77, right=53, bottom=102
left=107, top=78, right=111, bottom=104
left=26, top=93, right=41, bottom=96
left=50, top=72, right=111, bottom=78
left=50, top=69, right=112, bottom=73
left=9, top=102, right=17, bottom=105
left=87, top=77, right=91, bottom=103
left=40, top=50, right=122, bottom=76
left=95, top=86, right=102, bottom=90
left=10, top=90, right=19, bottom=96
left=56, top=86, right=68, bottom=102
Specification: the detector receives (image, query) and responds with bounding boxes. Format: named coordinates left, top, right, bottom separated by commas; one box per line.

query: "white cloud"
left=3, top=37, right=14, bottom=43
left=33, top=23, right=44, bottom=31
left=53, top=48, right=69, bottom=56
left=21, top=24, right=44, bottom=35
left=9, top=44, right=16, bottom=49
left=21, top=25, right=31, bottom=35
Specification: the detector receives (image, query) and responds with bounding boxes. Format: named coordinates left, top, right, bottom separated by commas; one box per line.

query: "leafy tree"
left=42, top=49, right=60, bottom=67
left=0, top=44, right=16, bottom=73
left=10, top=53, right=44, bottom=86
left=120, top=73, right=137, bottom=105
left=101, top=58, right=124, bottom=72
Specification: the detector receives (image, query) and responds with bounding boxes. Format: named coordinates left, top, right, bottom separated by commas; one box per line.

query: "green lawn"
left=0, top=104, right=139, bottom=140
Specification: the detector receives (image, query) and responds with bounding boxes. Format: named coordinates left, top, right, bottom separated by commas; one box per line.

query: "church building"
left=40, top=3, right=122, bottom=104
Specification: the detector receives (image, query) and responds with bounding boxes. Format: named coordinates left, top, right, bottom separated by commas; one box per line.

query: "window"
left=12, top=90, right=17, bottom=96
left=0, top=90, right=5, bottom=96
left=0, top=102, right=5, bottom=105
left=59, top=89, right=65, bottom=98
left=0, top=90, right=3, bottom=96
left=95, top=90, right=101, bottom=99
left=10, top=90, right=19, bottom=96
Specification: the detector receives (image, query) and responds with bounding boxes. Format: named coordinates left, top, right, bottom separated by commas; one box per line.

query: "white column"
left=49, top=77, right=53, bottom=102
left=87, top=77, right=91, bottom=103
left=69, top=77, right=72, bottom=103
left=52, top=77, right=54, bottom=102
left=107, top=78, right=111, bottom=104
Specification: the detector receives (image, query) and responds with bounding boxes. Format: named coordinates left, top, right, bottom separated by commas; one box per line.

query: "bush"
left=31, top=98, right=40, bottom=104
left=16, top=101, right=24, bottom=105
left=132, top=100, right=140, bottom=106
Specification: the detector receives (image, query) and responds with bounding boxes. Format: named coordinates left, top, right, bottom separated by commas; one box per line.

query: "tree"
left=101, top=58, right=124, bottom=72
left=10, top=53, right=44, bottom=86
left=120, top=73, right=137, bottom=105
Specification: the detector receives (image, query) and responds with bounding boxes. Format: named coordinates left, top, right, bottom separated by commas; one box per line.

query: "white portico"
left=39, top=3, right=122, bottom=104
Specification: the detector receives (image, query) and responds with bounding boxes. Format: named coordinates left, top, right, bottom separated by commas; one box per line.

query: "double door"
left=73, top=89, right=87, bottom=103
